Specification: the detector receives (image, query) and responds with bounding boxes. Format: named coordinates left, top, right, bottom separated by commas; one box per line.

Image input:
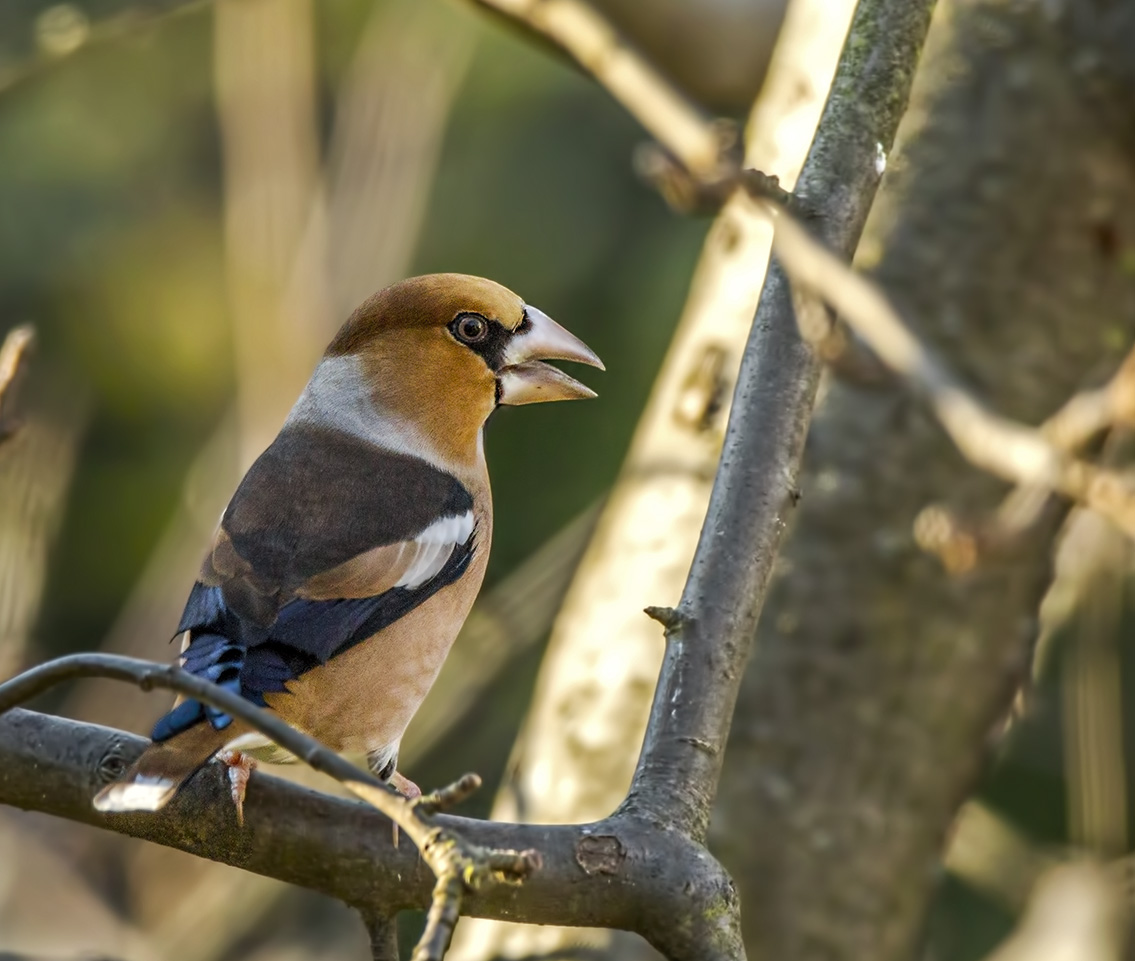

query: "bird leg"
left=388, top=770, right=421, bottom=800
left=385, top=770, right=422, bottom=848
left=218, top=749, right=256, bottom=826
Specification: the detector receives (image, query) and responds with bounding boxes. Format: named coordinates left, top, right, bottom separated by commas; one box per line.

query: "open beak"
left=497, top=305, right=604, bottom=406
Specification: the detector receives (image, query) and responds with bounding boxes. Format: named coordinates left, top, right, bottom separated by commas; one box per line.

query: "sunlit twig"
left=762, top=202, right=1135, bottom=543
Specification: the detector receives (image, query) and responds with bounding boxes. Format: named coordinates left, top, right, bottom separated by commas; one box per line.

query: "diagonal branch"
left=465, top=0, right=729, bottom=179
left=914, top=346, right=1135, bottom=570
left=765, top=203, right=1135, bottom=542
left=0, top=654, right=536, bottom=961
left=624, top=0, right=939, bottom=841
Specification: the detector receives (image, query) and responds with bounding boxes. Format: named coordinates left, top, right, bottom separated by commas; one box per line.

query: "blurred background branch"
left=465, top=0, right=729, bottom=179
left=769, top=207, right=1135, bottom=540
left=0, top=325, right=34, bottom=443
left=0, top=0, right=209, bottom=99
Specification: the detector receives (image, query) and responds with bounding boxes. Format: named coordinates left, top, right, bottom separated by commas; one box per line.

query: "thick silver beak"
left=497, top=305, right=604, bottom=406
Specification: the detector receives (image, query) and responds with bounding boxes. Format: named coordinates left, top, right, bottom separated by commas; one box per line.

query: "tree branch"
left=766, top=203, right=1135, bottom=543
left=623, top=0, right=938, bottom=842
left=465, top=0, right=731, bottom=180
left=916, top=346, right=1135, bottom=569
left=0, top=706, right=742, bottom=960
left=713, top=0, right=1135, bottom=953
left=360, top=910, right=400, bottom=961
left=0, top=654, right=535, bottom=961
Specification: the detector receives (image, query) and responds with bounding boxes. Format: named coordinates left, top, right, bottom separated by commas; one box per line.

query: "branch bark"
left=0, top=706, right=742, bottom=961
left=0, top=654, right=537, bottom=961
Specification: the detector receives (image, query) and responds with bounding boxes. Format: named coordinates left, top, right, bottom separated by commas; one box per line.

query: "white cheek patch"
left=396, top=510, right=475, bottom=589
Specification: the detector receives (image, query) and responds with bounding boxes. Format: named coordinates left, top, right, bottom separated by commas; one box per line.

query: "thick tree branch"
left=623, top=0, right=938, bottom=842
left=713, top=0, right=1135, bottom=954
left=0, top=655, right=535, bottom=961
left=0, top=707, right=742, bottom=960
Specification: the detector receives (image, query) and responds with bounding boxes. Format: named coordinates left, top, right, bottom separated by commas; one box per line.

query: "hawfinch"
left=94, top=274, right=602, bottom=819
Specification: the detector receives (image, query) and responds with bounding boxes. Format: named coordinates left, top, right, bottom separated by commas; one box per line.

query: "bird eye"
left=454, top=313, right=489, bottom=344
left=451, top=313, right=488, bottom=344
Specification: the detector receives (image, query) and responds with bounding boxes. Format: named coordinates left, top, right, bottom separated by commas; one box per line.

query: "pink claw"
left=388, top=771, right=422, bottom=800
left=218, top=749, right=256, bottom=826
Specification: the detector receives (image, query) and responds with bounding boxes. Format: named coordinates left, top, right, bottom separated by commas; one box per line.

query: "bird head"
left=319, top=274, right=604, bottom=459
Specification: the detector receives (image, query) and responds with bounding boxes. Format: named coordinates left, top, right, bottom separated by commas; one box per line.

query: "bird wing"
left=204, top=422, right=475, bottom=621
left=152, top=424, right=477, bottom=742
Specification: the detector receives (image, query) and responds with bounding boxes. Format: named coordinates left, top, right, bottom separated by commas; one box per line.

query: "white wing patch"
left=93, top=775, right=177, bottom=813
left=396, top=510, right=475, bottom=589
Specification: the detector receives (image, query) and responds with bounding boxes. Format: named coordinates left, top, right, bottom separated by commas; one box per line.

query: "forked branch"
left=0, top=654, right=537, bottom=961
left=763, top=202, right=1135, bottom=548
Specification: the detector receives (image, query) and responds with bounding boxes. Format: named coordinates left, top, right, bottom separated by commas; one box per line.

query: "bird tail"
left=93, top=722, right=229, bottom=813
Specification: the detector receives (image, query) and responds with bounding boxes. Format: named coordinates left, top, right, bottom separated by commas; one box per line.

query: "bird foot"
left=388, top=770, right=422, bottom=800
left=218, top=749, right=256, bottom=826
left=386, top=771, right=421, bottom=848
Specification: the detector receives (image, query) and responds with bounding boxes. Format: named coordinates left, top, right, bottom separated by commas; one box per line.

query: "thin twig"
left=0, top=653, right=537, bottom=961
left=0, top=1, right=209, bottom=100
left=790, top=285, right=891, bottom=388
left=915, top=348, right=1135, bottom=568
left=466, top=0, right=729, bottom=180
left=763, top=202, right=1135, bottom=541
left=1043, top=346, right=1135, bottom=451
left=0, top=324, right=35, bottom=444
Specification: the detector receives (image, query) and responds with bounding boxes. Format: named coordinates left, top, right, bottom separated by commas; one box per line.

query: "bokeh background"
left=2, top=1, right=1130, bottom=960
left=0, top=0, right=729, bottom=955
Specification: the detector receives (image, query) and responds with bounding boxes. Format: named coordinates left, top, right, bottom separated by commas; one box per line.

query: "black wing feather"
left=154, top=426, right=477, bottom=743
left=152, top=533, right=474, bottom=742
left=222, top=424, right=473, bottom=589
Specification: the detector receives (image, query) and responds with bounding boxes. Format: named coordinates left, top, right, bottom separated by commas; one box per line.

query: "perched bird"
left=93, top=274, right=602, bottom=820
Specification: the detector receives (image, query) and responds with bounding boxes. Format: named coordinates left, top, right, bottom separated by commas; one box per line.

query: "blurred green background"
left=0, top=0, right=707, bottom=659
